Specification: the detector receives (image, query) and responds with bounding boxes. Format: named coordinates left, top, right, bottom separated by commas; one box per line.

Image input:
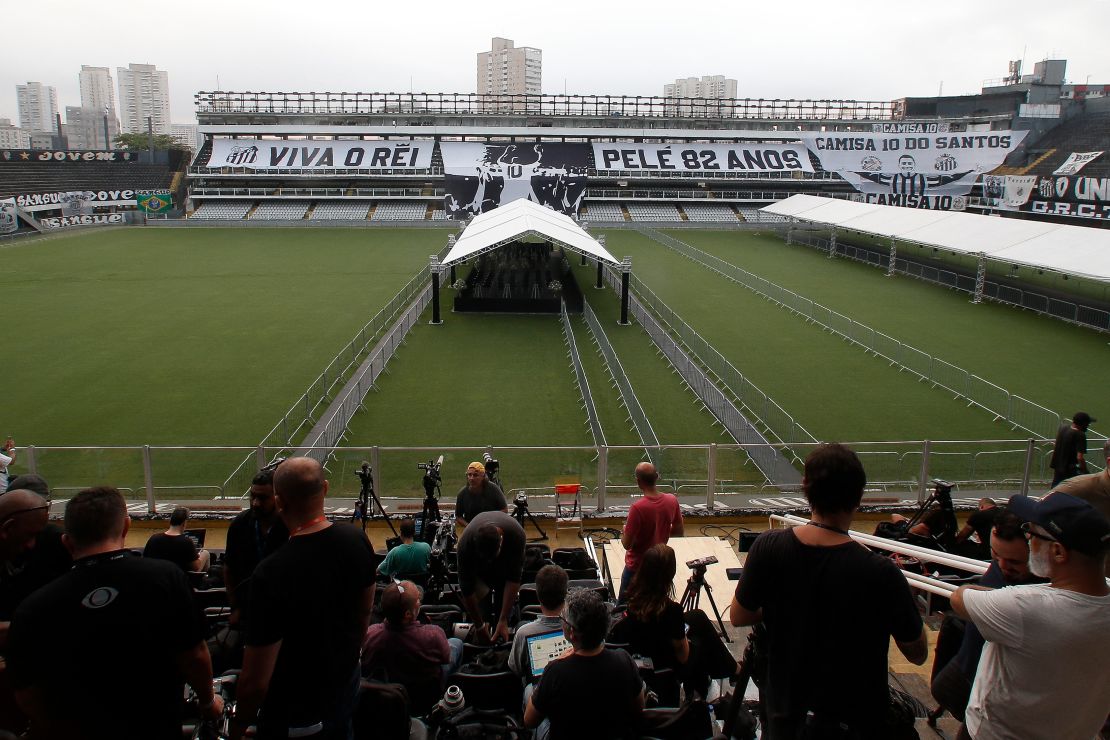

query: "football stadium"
left=2, top=52, right=1110, bottom=740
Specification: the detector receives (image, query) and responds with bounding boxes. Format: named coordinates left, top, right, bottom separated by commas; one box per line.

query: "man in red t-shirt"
left=619, top=462, right=683, bottom=601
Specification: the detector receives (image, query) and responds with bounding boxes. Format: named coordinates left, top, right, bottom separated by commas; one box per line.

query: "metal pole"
left=142, top=445, right=156, bottom=515
left=918, top=440, right=931, bottom=502
left=597, top=445, right=608, bottom=512
left=1020, top=438, right=1035, bottom=496
left=620, top=271, right=630, bottom=325
left=371, top=446, right=382, bottom=501
left=706, top=443, right=717, bottom=509
left=429, top=256, right=443, bottom=325
left=24, top=446, right=37, bottom=476
left=255, top=445, right=267, bottom=471
left=595, top=259, right=603, bottom=289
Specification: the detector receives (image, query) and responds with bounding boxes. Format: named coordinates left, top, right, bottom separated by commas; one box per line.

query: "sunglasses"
left=1021, top=521, right=1056, bottom=543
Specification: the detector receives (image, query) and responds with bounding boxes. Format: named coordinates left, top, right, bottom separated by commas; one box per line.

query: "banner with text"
left=802, top=131, right=1026, bottom=196
left=15, top=189, right=137, bottom=213
left=40, top=213, right=126, bottom=229
left=983, top=174, right=1110, bottom=221
left=0, top=198, right=17, bottom=234
left=592, top=143, right=813, bottom=173
left=1053, top=151, right=1103, bottom=176
left=207, top=139, right=433, bottom=170
left=850, top=193, right=967, bottom=210
left=136, top=190, right=173, bottom=214
left=442, top=142, right=589, bottom=218
left=1, top=149, right=137, bottom=163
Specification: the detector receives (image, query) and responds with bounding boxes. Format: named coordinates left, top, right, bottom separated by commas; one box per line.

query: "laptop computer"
left=183, top=528, right=207, bottom=549
left=526, top=629, right=571, bottom=680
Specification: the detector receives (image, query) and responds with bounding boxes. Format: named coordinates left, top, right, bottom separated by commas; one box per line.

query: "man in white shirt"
left=0, top=437, right=15, bottom=491
left=951, top=492, right=1110, bottom=740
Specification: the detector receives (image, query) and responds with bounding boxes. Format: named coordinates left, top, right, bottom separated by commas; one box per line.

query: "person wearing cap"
left=454, top=461, right=507, bottom=527
left=1049, top=412, right=1095, bottom=487
left=951, top=493, right=1110, bottom=740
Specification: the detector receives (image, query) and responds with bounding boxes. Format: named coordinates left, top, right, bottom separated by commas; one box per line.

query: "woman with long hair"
left=617, top=544, right=690, bottom=670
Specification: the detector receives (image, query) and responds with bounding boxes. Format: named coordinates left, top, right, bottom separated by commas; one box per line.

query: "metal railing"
left=582, top=300, right=660, bottom=467
left=791, top=232, right=1110, bottom=334
left=560, top=300, right=606, bottom=447
left=196, top=91, right=899, bottom=121
left=642, top=228, right=1081, bottom=442
left=13, top=440, right=1073, bottom=515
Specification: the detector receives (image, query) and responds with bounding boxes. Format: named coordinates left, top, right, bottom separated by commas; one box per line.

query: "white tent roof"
left=763, top=194, right=1110, bottom=282
left=439, top=199, right=620, bottom=267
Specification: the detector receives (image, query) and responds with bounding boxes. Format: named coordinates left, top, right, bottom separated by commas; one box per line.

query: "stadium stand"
left=0, top=160, right=174, bottom=199
left=429, top=208, right=448, bottom=220
left=683, top=203, right=740, bottom=223
left=189, top=201, right=253, bottom=220
left=626, top=203, right=682, bottom=222
left=581, top=203, right=625, bottom=222
left=249, top=201, right=310, bottom=220
left=1013, top=110, right=1110, bottom=177
left=738, top=206, right=788, bottom=223
left=310, top=202, right=371, bottom=220
left=371, top=202, right=427, bottom=221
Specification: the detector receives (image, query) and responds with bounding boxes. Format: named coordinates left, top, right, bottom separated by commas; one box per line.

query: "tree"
left=114, top=132, right=189, bottom=151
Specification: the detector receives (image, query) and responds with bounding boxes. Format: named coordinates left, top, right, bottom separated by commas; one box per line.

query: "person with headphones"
left=619, top=462, right=683, bottom=602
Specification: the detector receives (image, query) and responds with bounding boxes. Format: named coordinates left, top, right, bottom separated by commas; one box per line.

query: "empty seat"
left=371, top=202, right=427, bottom=221
left=311, top=201, right=370, bottom=220
left=189, top=201, right=253, bottom=220
left=626, top=203, right=682, bottom=222
left=581, top=203, right=624, bottom=222
left=683, top=204, right=739, bottom=222
left=249, top=201, right=310, bottom=220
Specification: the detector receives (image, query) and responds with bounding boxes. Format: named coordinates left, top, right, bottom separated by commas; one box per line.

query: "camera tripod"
left=419, top=473, right=442, bottom=544
left=512, top=497, right=548, bottom=541
left=679, top=564, right=731, bottom=642
left=353, top=468, right=398, bottom=541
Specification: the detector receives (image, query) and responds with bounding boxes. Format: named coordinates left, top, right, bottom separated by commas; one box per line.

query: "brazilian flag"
left=137, top=192, right=173, bottom=214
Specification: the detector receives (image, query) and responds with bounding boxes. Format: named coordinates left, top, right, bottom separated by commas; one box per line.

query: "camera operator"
left=729, top=443, right=927, bottom=740
left=884, top=481, right=959, bottom=548
left=454, top=461, right=507, bottom=527
left=456, top=511, right=525, bottom=644
left=143, top=507, right=210, bottom=574
left=377, top=520, right=430, bottom=578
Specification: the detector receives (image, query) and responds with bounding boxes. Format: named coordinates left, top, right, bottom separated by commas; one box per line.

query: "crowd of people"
left=0, top=431, right=1105, bottom=739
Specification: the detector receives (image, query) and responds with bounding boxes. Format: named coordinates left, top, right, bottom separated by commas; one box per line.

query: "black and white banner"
left=802, top=131, right=1026, bottom=196
left=983, top=174, right=1110, bottom=221
left=15, top=189, right=136, bottom=213
left=591, top=143, right=813, bottom=173
left=850, top=194, right=967, bottom=210
left=40, top=213, right=126, bottom=229
left=1053, top=151, right=1103, bottom=176
left=441, top=142, right=589, bottom=218
left=0, top=149, right=137, bottom=163
left=0, top=198, right=17, bottom=234
left=207, top=139, right=433, bottom=170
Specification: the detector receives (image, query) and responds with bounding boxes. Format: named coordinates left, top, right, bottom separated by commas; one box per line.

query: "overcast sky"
left=4, top=0, right=1109, bottom=126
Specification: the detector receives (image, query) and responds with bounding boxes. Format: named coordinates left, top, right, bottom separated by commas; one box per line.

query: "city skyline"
left=2, top=0, right=1110, bottom=129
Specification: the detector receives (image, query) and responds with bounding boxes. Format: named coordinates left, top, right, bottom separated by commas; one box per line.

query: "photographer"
left=729, top=443, right=927, bottom=740
left=454, top=461, right=507, bottom=527
left=377, top=520, right=430, bottom=577
left=456, top=511, right=525, bottom=643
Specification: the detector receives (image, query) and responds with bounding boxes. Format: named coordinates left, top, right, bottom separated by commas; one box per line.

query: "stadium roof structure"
left=439, top=199, right=621, bottom=267
left=762, top=194, right=1110, bottom=283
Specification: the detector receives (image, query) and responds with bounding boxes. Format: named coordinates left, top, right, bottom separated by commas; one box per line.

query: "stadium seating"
left=189, top=201, right=254, bottom=220
left=581, top=203, right=625, bottom=221
left=1017, top=111, right=1110, bottom=177
left=683, top=203, right=740, bottom=222
left=371, top=202, right=428, bottom=221
left=737, top=206, right=787, bottom=223
left=250, top=201, right=310, bottom=220
left=626, top=203, right=682, bottom=222
left=310, top=202, right=371, bottom=220
left=0, top=161, right=174, bottom=199
left=429, top=209, right=449, bottom=221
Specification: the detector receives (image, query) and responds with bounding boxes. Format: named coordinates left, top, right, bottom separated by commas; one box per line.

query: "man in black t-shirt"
left=143, top=506, right=209, bottom=572
left=454, top=461, right=508, bottom=526
left=730, top=444, right=927, bottom=740
left=526, top=589, right=644, bottom=739
left=456, top=511, right=525, bottom=643
left=954, top=498, right=999, bottom=558
left=1050, top=411, right=1094, bottom=486
left=232, top=458, right=376, bottom=740
left=7, top=487, right=222, bottom=739
left=223, top=464, right=289, bottom=630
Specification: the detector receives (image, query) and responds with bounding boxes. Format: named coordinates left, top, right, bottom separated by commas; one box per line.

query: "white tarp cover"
left=439, top=199, right=620, bottom=267
left=763, top=194, right=1110, bottom=282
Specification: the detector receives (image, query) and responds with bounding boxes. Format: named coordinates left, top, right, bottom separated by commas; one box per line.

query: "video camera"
left=482, top=451, right=500, bottom=483
left=686, top=555, right=718, bottom=571
left=513, top=491, right=528, bottom=508
left=354, top=461, right=373, bottom=490
left=418, top=455, right=444, bottom=498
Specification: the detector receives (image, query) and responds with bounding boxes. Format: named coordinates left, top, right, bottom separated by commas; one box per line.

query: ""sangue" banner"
left=40, top=213, right=126, bottom=229
left=591, top=143, right=813, bottom=173
left=442, top=142, right=589, bottom=218
left=207, top=139, right=433, bottom=170
left=15, top=190, right=136, bottom=213
left=802, top=131, right=1026, bottom=196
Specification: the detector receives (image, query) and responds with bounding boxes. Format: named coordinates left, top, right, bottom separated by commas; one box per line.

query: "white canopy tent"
left=429, top=199, right=631, bottom=325
left=762, top=194, right=1110, bottom=283
left=439, top=199, right=620, bottom=267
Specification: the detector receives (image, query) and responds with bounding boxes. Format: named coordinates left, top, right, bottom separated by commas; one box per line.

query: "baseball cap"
left=466, top=461, right=485, bottom=474
left=1008, top=492, right=1110, bottom=558
left=1073, top=411, right=1096, bottom=427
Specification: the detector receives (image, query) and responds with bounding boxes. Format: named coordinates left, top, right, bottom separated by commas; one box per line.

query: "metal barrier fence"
left=560, top=300, right=606, bottom=447
left=600, top=266, right=801, bottom=487
left=13, top=440, right=1068, bottom=514
left=790, top=231, right=1110, bottom=334
left=582, top=300, right=661, bottom=468
left=641, top=227, right=1085, bottom=443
